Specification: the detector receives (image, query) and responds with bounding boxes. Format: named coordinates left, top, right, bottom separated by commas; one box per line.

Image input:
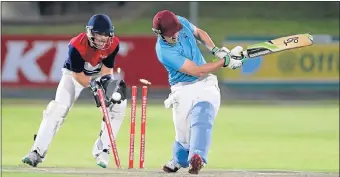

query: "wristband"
left=211, top=46, right=219, bottom=55
left=223, top=55, right=230, bottom=67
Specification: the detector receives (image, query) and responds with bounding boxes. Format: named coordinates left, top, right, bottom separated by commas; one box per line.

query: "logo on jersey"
left=84, top=62, right=103, bottom=75
left=100, top=54, right=108, bottom=58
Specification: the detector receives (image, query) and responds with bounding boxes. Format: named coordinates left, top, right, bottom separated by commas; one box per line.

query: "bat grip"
left=242, top=51, right=249, bottom=58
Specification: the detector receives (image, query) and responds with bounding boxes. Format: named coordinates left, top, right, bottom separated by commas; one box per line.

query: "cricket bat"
left=241, top=33, right=314, bottom=59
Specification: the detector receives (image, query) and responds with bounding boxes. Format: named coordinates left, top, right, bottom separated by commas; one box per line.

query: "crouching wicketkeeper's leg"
left=92, top=79, right=127, bottom=168
left=22, top=71, right=84, bottom=167
left=22, top=101, right=69, bottom=167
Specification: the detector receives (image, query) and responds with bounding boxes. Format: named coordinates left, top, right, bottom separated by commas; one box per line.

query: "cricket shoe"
left=96, top=149, right=110, bottom=168
left=188, top=154, right=204, bottom=174
left=162, top=159, right=182, bottom=173
left=22, top=150, right=42, bottom=167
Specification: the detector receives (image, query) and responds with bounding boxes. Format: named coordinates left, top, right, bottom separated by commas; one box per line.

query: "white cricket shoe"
left=96, top=149, right=110, bottom=168
left=22, top=150, right=42, bottom=167
left=162, top=159, right=182, bottom=173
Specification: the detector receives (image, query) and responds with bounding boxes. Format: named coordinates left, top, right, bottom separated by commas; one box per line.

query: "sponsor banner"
left=218, top=35, right=339, bottom=89
left=215, top=43, right=339, bottom=88
left=1, top=35, right=169, bottom=88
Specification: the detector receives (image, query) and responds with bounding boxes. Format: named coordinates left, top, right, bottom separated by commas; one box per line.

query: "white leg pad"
left=31, top=100, right=69, bottom=158
left=92, top=99, right=127, bottom=157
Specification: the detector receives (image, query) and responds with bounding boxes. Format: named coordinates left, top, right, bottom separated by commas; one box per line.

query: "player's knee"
left=189, top=101, right=215, bottom=128
left=45, top=100, right=70, bottom=118
left=35, top=101, right=69, bottom=142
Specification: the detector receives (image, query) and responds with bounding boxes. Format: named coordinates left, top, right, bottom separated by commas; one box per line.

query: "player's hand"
left=89, top=75, right=117, bottom=107
left=230, top=46, right=245, bottom=60
left=225, top=58, right=243, bottom=70
left=89, top=76, right=110, bottom=93
left=89, top=78, right=100, bottom=93
left=211, top=46, right=230, bottom=59
left=89, top=78, right=102, bottom=107
left=223, top=46, right=245, bottom=70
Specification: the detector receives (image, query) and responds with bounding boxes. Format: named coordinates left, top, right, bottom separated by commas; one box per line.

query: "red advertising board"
left=1, top=35, right=169, bottom=88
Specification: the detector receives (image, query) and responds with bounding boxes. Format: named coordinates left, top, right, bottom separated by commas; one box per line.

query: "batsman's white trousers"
left=164, top=74, right=221, bottom=149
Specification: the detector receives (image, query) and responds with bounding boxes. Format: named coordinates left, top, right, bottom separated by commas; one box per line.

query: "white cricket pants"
left=56, top=68, right=126, bottom=137
left=55, top=69, right=85, bottom=108
left=33, top=69, right=126, bottom=157
left=165, top=74, right=221, bottom=149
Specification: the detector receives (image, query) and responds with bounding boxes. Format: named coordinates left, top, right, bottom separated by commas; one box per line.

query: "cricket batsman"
left=22, top=14, right=127, bottom=168
left=152, top=10, right=244, bottom=174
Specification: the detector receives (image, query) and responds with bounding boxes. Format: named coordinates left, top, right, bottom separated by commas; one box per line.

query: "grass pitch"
left=1, top=101, right=339, bottom=177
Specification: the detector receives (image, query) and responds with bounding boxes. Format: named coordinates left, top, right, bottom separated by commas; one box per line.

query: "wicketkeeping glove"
left=89, top=75, right=124, bottom=107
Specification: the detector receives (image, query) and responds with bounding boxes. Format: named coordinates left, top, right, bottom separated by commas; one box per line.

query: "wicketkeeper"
left=22, top=14, right=127, bottom=169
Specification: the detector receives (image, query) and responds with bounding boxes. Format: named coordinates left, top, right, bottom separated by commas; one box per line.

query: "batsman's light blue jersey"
left=155, top=16, right=207, bottom=86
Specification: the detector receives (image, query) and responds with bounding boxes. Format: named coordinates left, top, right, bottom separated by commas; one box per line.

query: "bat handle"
left=242, top=51, right=249, bottom=58
left=238, top=51, right=247, bottom=63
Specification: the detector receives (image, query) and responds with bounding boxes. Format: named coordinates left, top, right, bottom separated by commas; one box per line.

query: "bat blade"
left=243, top=33, right=314, bottom=58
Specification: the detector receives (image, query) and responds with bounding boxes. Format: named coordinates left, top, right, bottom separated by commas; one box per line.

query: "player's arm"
left=160, top=49, right=227, bottom=78
left=178, top=16, right=216, bottom=51
left=180, top=16, right=230, bottom=59
left=192, top=26, right=216, bottom=51
left=195, top=27, right=231, bottom=60
left=92, top=44, right=124, bottom=105
left=180, top=58, right=225, bottom=77
left=68, top=46, right=92, bottom=87
left=161, top=46, right=243, bottom=77
left=101, top=44, right=120, bottom=76
left=73, top=72, right=91, bottom=87
left=192, top=25, right=244, bottom=68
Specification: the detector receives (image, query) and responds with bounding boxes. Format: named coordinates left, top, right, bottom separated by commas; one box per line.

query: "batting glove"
left=211, top=46, right=230, bottom=59
left=223, top=46, right=245, bottom=70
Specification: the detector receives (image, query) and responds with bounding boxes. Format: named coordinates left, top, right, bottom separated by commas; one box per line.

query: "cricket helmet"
left=152, top=10, right=182, bottom=37
left=86, top=14, right=114, bottom=49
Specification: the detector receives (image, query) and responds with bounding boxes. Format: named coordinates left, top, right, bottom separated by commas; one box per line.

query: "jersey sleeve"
left=177, top=15, right=195, bottom=34
left=102, top=44, right=120, bottom=68
left=68, top=45, right=85, bottom=73
left=157, top=46, right=186, bottom=71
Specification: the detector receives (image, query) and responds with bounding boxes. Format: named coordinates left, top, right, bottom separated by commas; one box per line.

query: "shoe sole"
left=97, top=162, right=107, bottom=168
left=22, top=157, right=37, bottom=167
left=188, top=154, right=203, bottom=174
left=162, top=165, right=179, bottom=173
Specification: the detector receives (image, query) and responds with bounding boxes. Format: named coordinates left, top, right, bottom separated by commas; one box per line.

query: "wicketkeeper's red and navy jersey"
left=63, top=32, right=119, bottom=76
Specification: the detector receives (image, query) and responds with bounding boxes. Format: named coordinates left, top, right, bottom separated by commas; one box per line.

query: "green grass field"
left=2, top=101, right=339, bottom=177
